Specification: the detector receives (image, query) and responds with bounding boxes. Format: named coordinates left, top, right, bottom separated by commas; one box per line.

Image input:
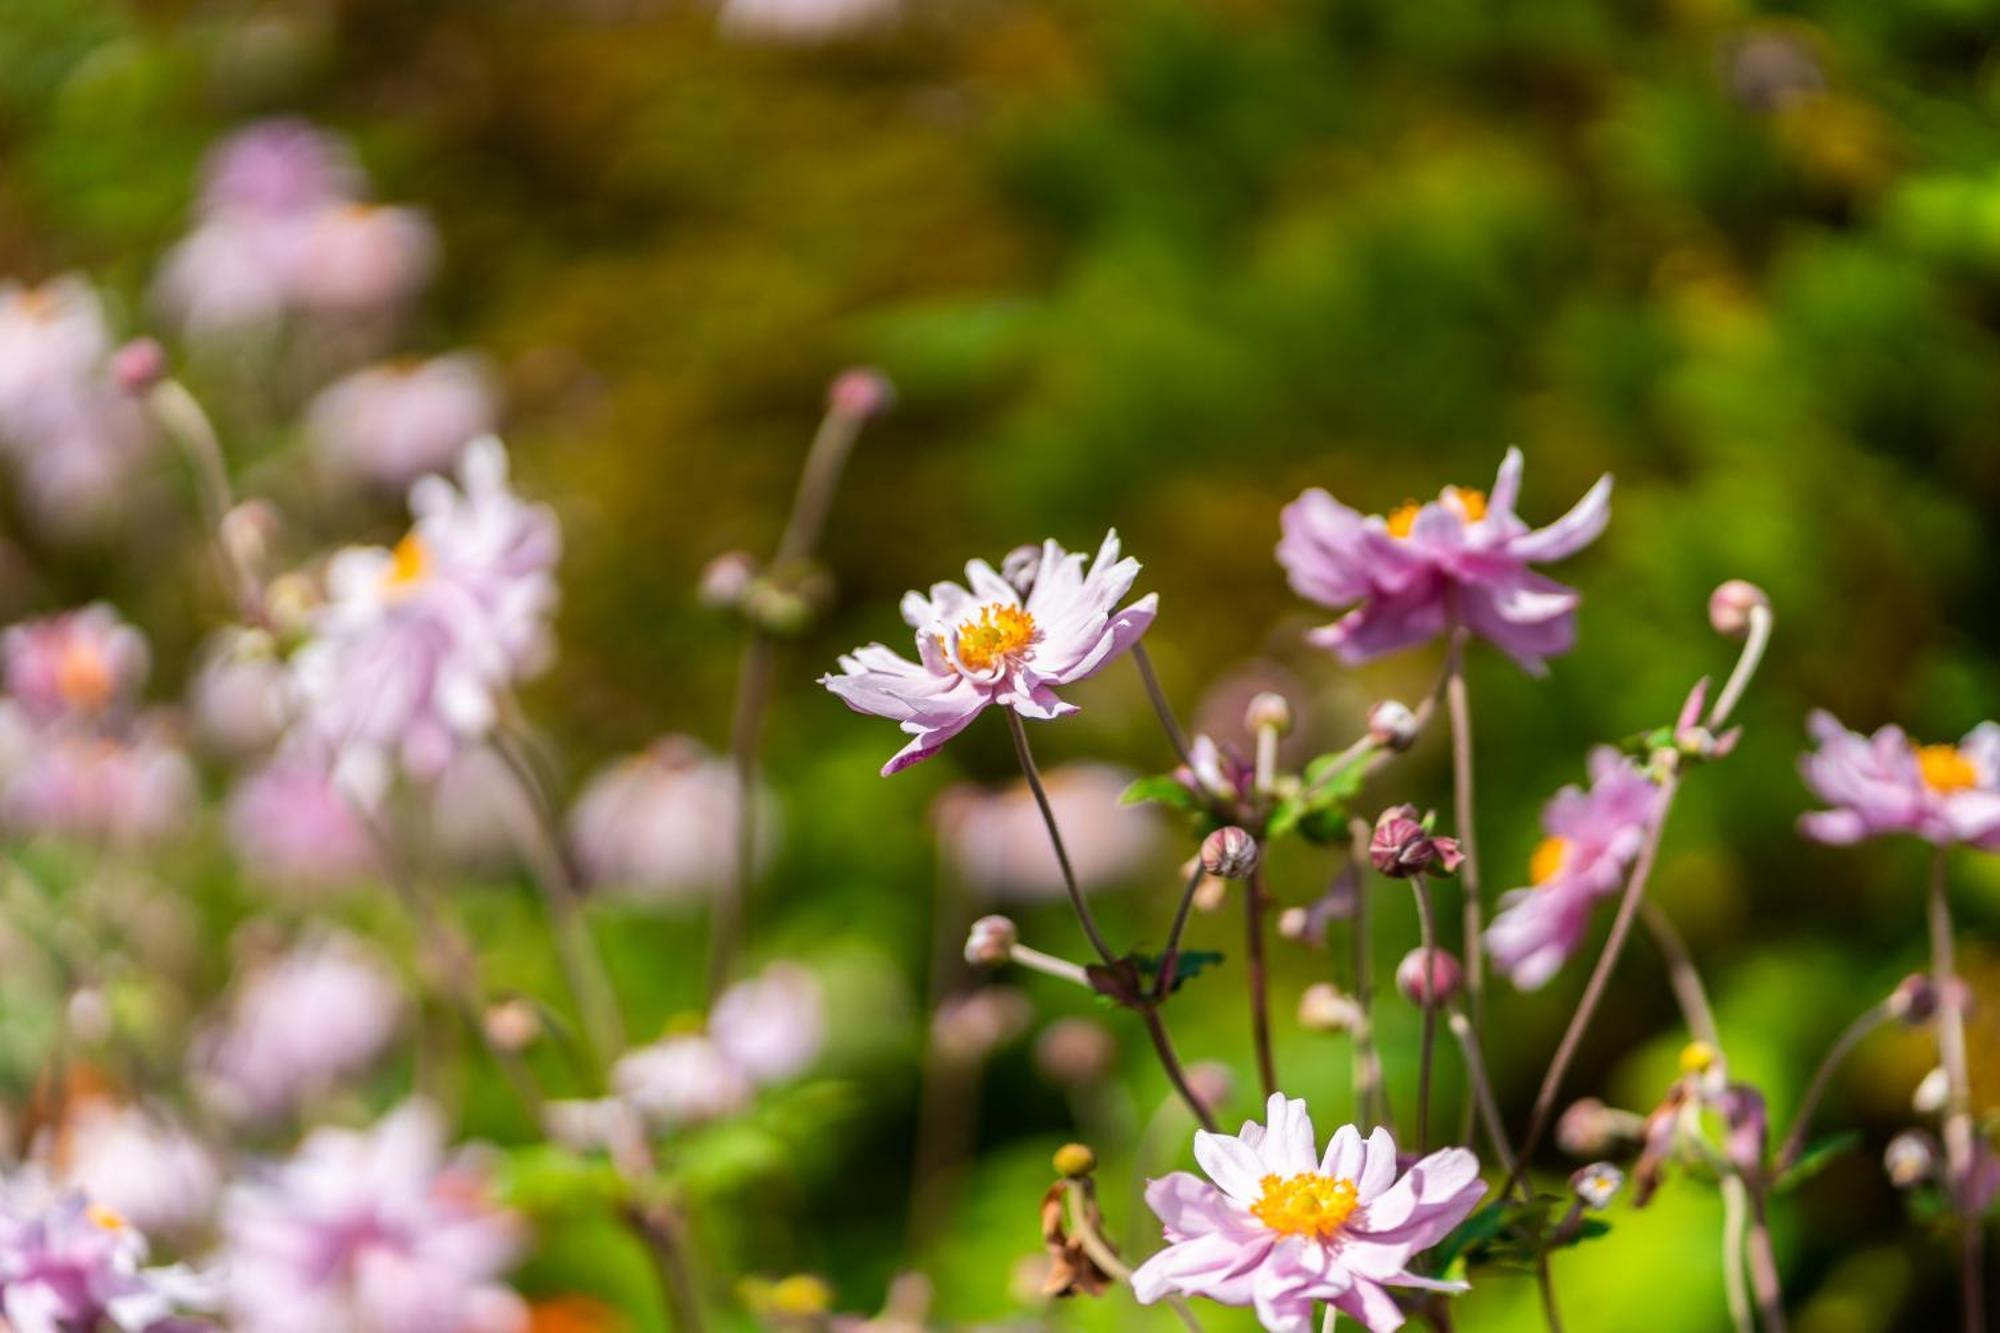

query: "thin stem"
left=1410, top=873, right=1441, bottom=1154
left=1927, top=846, right=1985, bottom=1333
left=1720, top=1177, right=1756, bottom=1333
left=147, top=378, right=265, bottom=622
left=1640, top=902, right=1720, bottom=1048
left=1349, top=820, right=1387, bottom=1129
left=1005, top=709, right=1119, bottom=967
left=1505, top=770, right=1682, bottom=1198
left=1130, top=642, right=1193, bottom=769
left=1706, top=604, right=1773, bottom=732
left=1448, top=1009, right=1520, bottom=1187
left=1775, top=1000, right=1891, bottom=1174
left=1154, top=859, right=1209, bottom=1001
left=1066, top=1182, right=1205, bottom=1331
left=1746, top=1186, right=1789, bottom=1333
left=1246, top=860, right=1279, bottom=1099
left=1010, top=943, right=1093, bottom=989
left=1443, top=633, right=1485, bottom=1077
left=1139, top=1003, right=1219, bottom=1133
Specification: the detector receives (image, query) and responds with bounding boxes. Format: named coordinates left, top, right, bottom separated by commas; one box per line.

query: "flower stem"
left=1130, top=642, right=1193, bottom=769
left=146, top=378, right=266, bottom=623
left=1010, top=942, right=1093, bottom=989
left=1246, top=860, right=1279, bottom=1099
left=1411, top=872, right=1441, bottom=1154
left=1719, top=1177, right=1756, bottom=1333
left=1154, top=859, right=1209, bottom=1001
left=1640, top=902, right=1719, bottom=1048
left=1504, top=770, right=1682, bottom=1198
left=1005, top=709, right=1119, bottom=967
left=1443, top=633, right=1485, bottom=1100
left=1775, top=999, right=1891, bottom=1174
left=1065, top=1181, right=1205, bottom=1331
left=1927, top=846, right=1985, bottom=1333
left=1706, top=603, right=1773, bottom=731
left=1348, top=819, right=1389, bottom=1130
left=1447, top=1009, right=1520, bottom=1187
left=1139, top=1002, right=1219, bottom=1133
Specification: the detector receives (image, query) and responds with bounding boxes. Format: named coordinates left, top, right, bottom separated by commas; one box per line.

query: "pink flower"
left=1797, top=710, right=2000, bottom=850
left=822, top=531, right=1157, bottom=776
left=188, top=630, right=291, bottom=759
left=220, top=1101, right=526, bottom=1333
left=290, top=205, right=437, bottom=318
left=718, top=0, right=899, bottom=40
left=1132, top=1094, right=1486, bottom=1332
left=227, top=759, right=380, bottom=893
left=0, top=712, right=196, bottom=846
left=612, top=1035, right=755, bottom=1129
left=1277, top=449, right=1610, bottom=673
left=55, top=1101, right=221, bottom=1243
left=198, top=118, right=359, bottom=218
left=934, top=763, right=1160, bottom=901
left=2, top=604, right=150, bottom=725
left=567, top=736, right=773, bottom=903
left=309, top=355, right=499, bottom=491
left=708, top=962, right=824, bottom=1084
left=1485, top=748, right=1664, bottom=990
left=0, top=1175, right=215, bottom=1333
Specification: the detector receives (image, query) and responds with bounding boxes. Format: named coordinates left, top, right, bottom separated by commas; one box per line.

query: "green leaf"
left=1773, top=1131, right=1861, bottom=1194
left=1133, top=949, right=1226, bottom=995
left=494, top=1144, right=628, bottom=1216
left=1121, top=774, right=1201, bottom=812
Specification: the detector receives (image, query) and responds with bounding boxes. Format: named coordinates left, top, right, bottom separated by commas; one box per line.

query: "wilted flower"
left=1485, top=748, right=1664, bottom=990
left=2, top=604, right=149, bottom=725
left=0, top=1175, right=215, bottom=1331
left=1798, top=711, right=2000, bottom=849
left=821, top=531, right=1157, bottom=776
left=226, top=758, right=379, bottom=893
left=308, top=355, right=499, bottom=491
left=936, top=764, right=1159, bottom=901
left=568, top=736, right=773, bottom=903
left=221, top=1101, right=525, bottom=1333
left=197, top=932, right=403, bottom=1122
left=1395, top=948, right=1463, bottom=1008
left=1132, top=1093, right=1486, bottom=1331
left=1277, top=449, right=1611, bottom=673
left=1368, top=805, right=1463, bottom=879
left=55, top=1101, right=221, bottom=1242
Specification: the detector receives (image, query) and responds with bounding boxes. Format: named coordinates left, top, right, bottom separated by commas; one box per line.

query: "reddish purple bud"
left=1369, top=805, right=1462, bottom=878
left=1708, top=580, right=1770, bottom=637
left=1395, top=947, right=1461, bottom=1008
left=1200, top=826, right=1259, bottom=880
left=112, top=337, right=168, bottom=395
left=828, top=367, right=894, bottom=420
left=1888, top=973, right=1937, bottom=1026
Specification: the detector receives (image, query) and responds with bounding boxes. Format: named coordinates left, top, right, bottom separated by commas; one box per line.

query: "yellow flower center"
left=385, top=533, right=429, bottom=592
left=55, top=641, right=114, bottom=711
left=1250, top=1172, right=1360, bottom=1240
left=1386, top=487, right=1487, bottom=539
left=1679, top=1041, right=1718, bottom=1076
left=952, top=603, right=1036, bottom=673
left=1915, top=743, right=1979, bottom=794
left=1529, top=835, right=1570, bottom=887
left=88, top=1204, right=127, bottom=1231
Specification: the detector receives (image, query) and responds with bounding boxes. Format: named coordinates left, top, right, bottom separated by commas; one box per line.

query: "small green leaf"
left=1121, top=774, right=1200, bottom=812
left=1133, top=949, right=1226, bottom=995
left=1773, top=1131, right=1861, bottom=1194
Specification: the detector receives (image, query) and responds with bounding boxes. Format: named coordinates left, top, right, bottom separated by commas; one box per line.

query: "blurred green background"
left=4, top=0, right=2000, bottom=1328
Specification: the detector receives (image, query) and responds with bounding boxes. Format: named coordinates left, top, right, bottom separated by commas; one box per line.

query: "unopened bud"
left=1570, top=1162, right=1625, bottom=1210
left=1557, top=1098, right=1645, bottom=1158
left=1888, top=973, right=1937, bottom=1026
left=828, top=367, right=894, bottom=420
left=1708, top=580, right=1770, bottom=637
left=964, top=915, right=1018, bottom=967
left=742, top=581, right=813, bottom=635
left=1277, top=906, right=1311, bottom=942
left=1185, top=1062, right=1233, bottom=1117
left=1884, top=1130, right=1939, bottom=1188
left=111, top=337, right=168, bottom=395
left=483, top=998, right=542, bottom=1054
left=1395, top=947, right=1462, bottom=1008
left=1678, top=1041, right=1720, bottom=1078
left=1035, top=1017, right=1117, bottom=1086
left=1366, top=700, right=1419, bottom=751
left=1052, top=1142, right=1097, bottom=1179
left=1245, top=692, right=1293, bottom=737
left=219, top=500, right=280, bottom=574
left=1298, top=982, right=1363, bottom=1034
left=698, top=551, right=759, bottom=609
left=1914, top=1066, right=1950, bottom=1115
left=1200, top=826, right=1260, bottom=879
left=1370, top=805, right=1463, bottom=878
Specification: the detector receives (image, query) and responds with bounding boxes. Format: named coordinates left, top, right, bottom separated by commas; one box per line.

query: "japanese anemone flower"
left=1798, top=710, right=2000, bottom=850
left=821, top=531, right=1156, bottom=776
left=1133, top=1094, right=1486, bottom=1332
left=1277, top=448, right=1610, bottom=673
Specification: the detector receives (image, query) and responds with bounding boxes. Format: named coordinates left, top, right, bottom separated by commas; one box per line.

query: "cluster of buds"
left=1368, top=805, right=1463, bottom=878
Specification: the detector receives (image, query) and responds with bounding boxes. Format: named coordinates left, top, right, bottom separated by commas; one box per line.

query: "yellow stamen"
left=1529, top=835, right=1569, bottom=887
left=1385, top=501, right=1422, bottom=539
left=952, top=603, right=1036, bottom=673
left=767, top=1275, right=833, bottom=1316
left=1251, top=1172, right=1360, bottom=1239
left=1386, top=486, right=1487, bottom=539
left=55, top=641, right=114, bottom=711
left=88, top=1204, right=126, bottom=1231
left=1679, top=1041, right=1718, bottom=1076
left=1915, top=743, right=1979, bottom=794
left=385, top=533, right=429, bottom=590
left=1447, top=486, right=1488, bottom=523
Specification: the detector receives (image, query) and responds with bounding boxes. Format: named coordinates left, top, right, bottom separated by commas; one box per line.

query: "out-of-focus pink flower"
left=188, top=630, right=291, bottom=759
left=290, top=205, right=437, bottom=318
left=1798, top=711, right=2000, bottom=850
left=221, top=1101, right=526, bottom=1333
left=718, top=0, right=899, bottom=41
left=198, top=118, right=359, bottom=218
left=152, top=218, right=305, bottom=335
left=709, top=963, right=824, bottom=1084
left=0, top=712, right=196, bottom=846
left=227, top=759, right=380, bottom=893
left=197, top=933, right=403, bottom=1123
left=1485, top=748, right=1664, bottom=991
left=612, top=1034, right=755, bottom=1129
left=309, top=356, right=499, bottom=491
left=428, top=745, right=542, bottom=874
left=291, top=439, right=559, bottom=787
left=822, top=531, right=1157, bottom=776
left=1132, top=1093, right=1486, bottom=1331
left=567, top=737, right=773, bottom=904
left=934, top=764, right=1159, bottom=901
left=56, top=1101, right=221, bottom=1243
left=1277, top=449, right=1611, bottom=673
left=0, top=1174, right=215, bottom=1332
left=2, top=604, right=150, bottom=725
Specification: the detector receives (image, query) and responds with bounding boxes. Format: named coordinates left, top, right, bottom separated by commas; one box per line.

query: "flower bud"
left=1369, top=805, right=1463, bottom=878
left=1245, top=692, right=1293, bottom=737
left=1678, top=1041, right=1719, bottom=1078
left=1277, top=906, right=1312, bottom=942
left=1884, top=1130, right=1939, bottom=1188
left=1185, top=1062, right=1234, bottom=1117
left=111, top=337, right=168, bottom=395
left=964, top=915, right=1018, bottom=967
left=220, top=500, right=280, bottom=575
left=1570, top=1162, right=1625, bottom=1210
left=1001, top=544, right=1043, bottom=597
left=1200, top=826, right=1260, bottom=880
left=1366, top=700, right=1419, bottom=751
left=1708, top=580, right=1770, bottom=637
left=1888, top=973, right=1937, bottom=1026
left=1052, top=1143, right=1097, bottom=1179
left=1298, top=982, right=1363, bottom=1034
left=698, top=551, right=759, bottom=609
left=1913, top=1066, right=1950, bottom=1115
left=1395, top=947, right=1462, bottom=1008
left=483, top=998, right=542, bottom=1054
left=1192, top=873, right=1229, bottom=913
left=828, top=367, right=894, bottom=420
left=1557, top=1097, right=1645, bottom=1158
left=1035, top=1018, right=1117, bottom=1087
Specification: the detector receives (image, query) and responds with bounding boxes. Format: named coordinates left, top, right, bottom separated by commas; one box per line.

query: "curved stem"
left=147, top=378, right=266, bottom=623
left=1927, top=846, right=1985, bottom=1333
left=1505, top=771, right=1682, bottom=1198
left=1410, top=873, right=1441, bottom=1154
left=1746, top=1186, right=1789, bottom=1333
left=1139, top=1003, right=1219, bottom=1133
left=1640, top=902, right=1719, bottom=1048
left=1719, top=1177, right=1755, bottom=1333
left=1005, top=709, right=1119, bottom=967
left=1155, top=859, right=1209, bottom=1001
left=1010, top=943, right=1093, bottom=989
left=1706, top=604, right=1773, bottom=732
left=1775, top=1000, right=1890, bottom=1174
left=1130, top=642, right=1193, bottom=769
left=1246, top=860, right=1278, bottom=1099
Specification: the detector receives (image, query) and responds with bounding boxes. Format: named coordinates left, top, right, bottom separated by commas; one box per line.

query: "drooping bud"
left=1395, top=947, right=1462, bottom=1008
left=964, top=915, right=1018, bottom=967
left=1366, top=700, right=1420, bottom=751
left=1298, top=982, right=1363, bottom=1034
left=1570, top=1162, right=1625, bottom=1210
left=1035, top=1018, right=1117, bottom=1086
left=1369, top=805, right=1463, bottom=878
left=828, top=367, right=894, bottom=420
left=1884, top=1130, right=1940, bottom=1188
left=483, top=997, right=542, bottom=1054
left=1708, top=580, right=1770, bottom=638
left=1245, top=692, right=1293, bottom=737
left=1887, top=973, right=1937, bottom=1026
left=111, top=337, right=168, bottom=396
left=698, top=551, right=759, bottom=609
left=1913, top=1066, right=1950, bottom=1115
left=1001, top=544, right=1043, bottom=597
left=1052, top=1143, right=1098, bottom=1179
left=1557, top=1097, right=1646, bottom=1158
left=1200, top=826, right=1260, bottom=880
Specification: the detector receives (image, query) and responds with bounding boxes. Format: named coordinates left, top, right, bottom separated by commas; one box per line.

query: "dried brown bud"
left=1052, top=1143, right=1098, bottom=1179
